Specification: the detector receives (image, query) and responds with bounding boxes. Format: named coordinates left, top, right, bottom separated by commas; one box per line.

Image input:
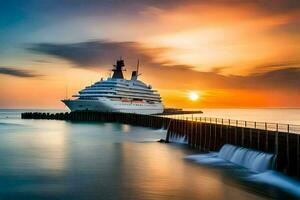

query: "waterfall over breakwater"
left=169, top=135, right=188, bottom=144
left=218, top=144, right=275, bottom=173
left=186, top=144, right=275, bottom=173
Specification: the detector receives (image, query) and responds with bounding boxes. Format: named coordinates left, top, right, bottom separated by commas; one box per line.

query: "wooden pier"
left=21, top=111, right=300, bottom=179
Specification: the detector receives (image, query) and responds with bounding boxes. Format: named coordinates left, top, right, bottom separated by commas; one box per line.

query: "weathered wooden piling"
left=21, top=111, right=300, bottom=179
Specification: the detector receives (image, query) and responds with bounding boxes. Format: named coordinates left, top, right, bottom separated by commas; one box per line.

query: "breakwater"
left=21, top=111, right=300, bottom=178
left=21, top=111, right=170, bottom=129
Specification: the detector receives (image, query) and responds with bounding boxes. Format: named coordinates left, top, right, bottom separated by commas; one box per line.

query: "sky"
left=0, top=0, right=300, bottom=109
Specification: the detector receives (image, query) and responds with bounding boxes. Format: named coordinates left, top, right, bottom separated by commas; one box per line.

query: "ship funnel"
left=131, top=59, right=140, bottom=80
left=131, top=71, right=138, bottom=80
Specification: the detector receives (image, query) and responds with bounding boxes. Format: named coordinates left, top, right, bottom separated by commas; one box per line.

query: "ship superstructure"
left=62, top=59, right=164, bottom=114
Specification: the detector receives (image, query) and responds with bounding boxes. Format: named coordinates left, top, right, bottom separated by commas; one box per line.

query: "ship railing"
left=160, top=115, right=300, bottom=134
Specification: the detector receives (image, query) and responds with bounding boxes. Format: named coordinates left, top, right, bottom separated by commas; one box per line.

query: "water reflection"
left=118, top=143, right=269, bottom=200
left=0, top=111, right=292, bottom=200
left=0, top=120, right=68, bottom=173
left=121, top=124, right=131, bottom=133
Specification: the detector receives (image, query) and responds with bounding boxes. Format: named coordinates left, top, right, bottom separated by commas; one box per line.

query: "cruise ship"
left=62, top=59, right=164, bottom=115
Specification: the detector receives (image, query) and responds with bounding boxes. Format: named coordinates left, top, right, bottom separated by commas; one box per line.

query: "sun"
left=188, top=91, right=200, bottom=101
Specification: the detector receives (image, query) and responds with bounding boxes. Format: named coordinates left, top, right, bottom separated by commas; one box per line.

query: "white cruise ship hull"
left=62, top=99, right=164, bottom=115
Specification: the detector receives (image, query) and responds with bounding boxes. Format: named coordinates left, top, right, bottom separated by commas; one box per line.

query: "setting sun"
left=188, top=91, right=200, bottom=101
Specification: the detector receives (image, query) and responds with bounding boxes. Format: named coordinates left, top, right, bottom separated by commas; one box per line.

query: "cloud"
left=252, top=60, right=300, bottom=73
left=247, top=67, right=300, bottom=90
left=145, top=63, right=300, bottom=91
left=27, top=40, right=169, bottom=68
left=32, top=59, right=53, bottom=64
left=0, top=67, right=41, bottom=78
left=27, top=40, right=300, bottom=91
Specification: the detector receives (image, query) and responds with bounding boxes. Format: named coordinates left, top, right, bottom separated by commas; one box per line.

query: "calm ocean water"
left=0, top=109, right=299, bottom=199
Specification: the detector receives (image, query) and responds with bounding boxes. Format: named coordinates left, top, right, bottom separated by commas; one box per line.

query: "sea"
left=0, top=108, right=300, bottom=200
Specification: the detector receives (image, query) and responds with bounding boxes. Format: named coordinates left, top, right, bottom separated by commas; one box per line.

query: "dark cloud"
left=146, top=64, right=300, bottom=91
left=246, top=67, right=300, bottom=90
left=255, top=61, right=299, bottom=69
left=253, top=60, right=300, bottom=73
left=27, top=40, right=168, bottom=68
left=0, top=67, right=41, bottom=78
left=27, top=40, right=300, bottom=91
left=269, top=18, right=300, bottom=35
left=32, top=59, right=53, bottom=64
left=210, top=0, right=300, bottom=14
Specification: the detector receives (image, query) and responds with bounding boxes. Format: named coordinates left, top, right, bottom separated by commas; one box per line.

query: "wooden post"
left=275, top=124, right=279, bottom=155
left=209, top=118, right=212, bottom=150
left=165, top=119, right=173, bottom=143
left=214, top=118, right=217, bottom=150
left=286, top=132, right=290, bottom=174
left=297, top=134, right=300, bottom=177
left=221, top=118, right=223, bottom=147
left=226, top=119, right=230, bottom=144
left=265, top=123, right=268, bottom=152
left=235, top=120, right=238, bottom=145
left=196, top=118, right=200, bottom=149
left=242, top=121, right=246, bottom=147
left=191, top=119, right=195, bottom=147
left=185, top=117, right=188, bottom=140
left=204, top=118, right=207, bottom=151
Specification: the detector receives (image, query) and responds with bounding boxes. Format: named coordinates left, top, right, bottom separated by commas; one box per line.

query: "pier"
left=21, top=111, right=300, bottom=179
left=156, top=108, right=203, bottom=115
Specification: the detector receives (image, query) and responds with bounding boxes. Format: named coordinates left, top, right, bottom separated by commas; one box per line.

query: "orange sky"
left=0, top=0, right=300, bottom=109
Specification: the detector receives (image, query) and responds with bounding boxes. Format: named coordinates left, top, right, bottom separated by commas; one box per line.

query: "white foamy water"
left=246, top=171, right=300, bottom=198
left=168, top=135, right=188, bottom=144
left=186, top=144, right=275, bottom=173
left=218, top=144, right=275, bottom=173
left=186, top=144, right=300, bottom=198
left=154, top=128, right=167, bottom=133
